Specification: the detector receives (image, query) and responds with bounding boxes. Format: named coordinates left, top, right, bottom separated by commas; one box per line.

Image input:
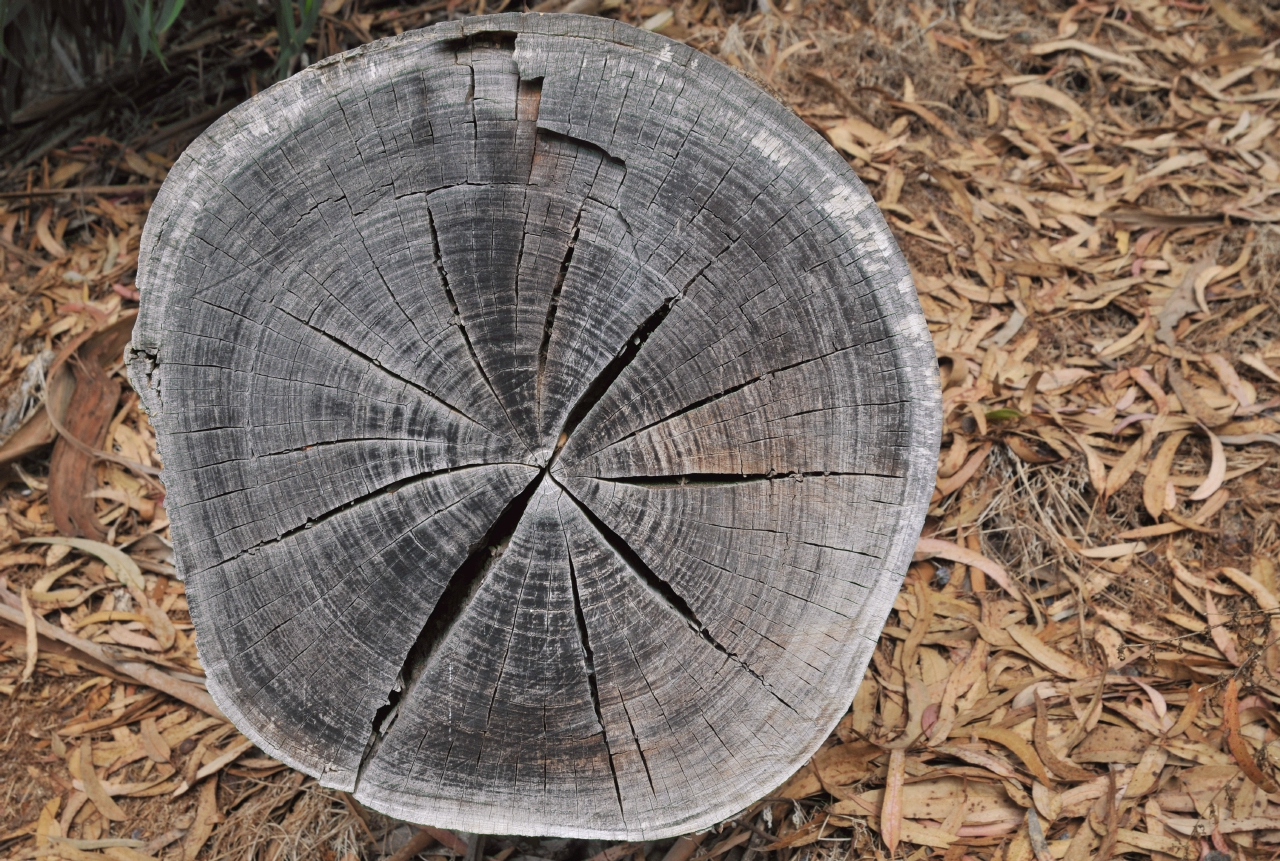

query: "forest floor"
left=1, top=1, right=1279, bottom=860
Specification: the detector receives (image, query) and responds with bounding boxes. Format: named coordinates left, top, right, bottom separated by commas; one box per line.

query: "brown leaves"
left=935, top=440, right=993, bottom=498
left=880, top=749, right=906, bottom=854
left=139, top=718, right=170, bottom=764
left=1222, top=678, right=1278, bottom=793
left=1166, top=364, right=1229, bottom=428
left=79, top=740, right=128, bottom=822
left=181, top=777, right=221, bottom=861
left=1188, top=430, right=1225, bottom=501
left=1144, top=430, right=1189, bottom=520
left=1032, top=692, right=1095, bottom=782
left=1211, top=0, right=1264, bottom=36
left=34, top=207, right=69, bottom=259
left=747, top=1, right=1280, bottom=854
left=961, top=725, right=1054, bottom=786
left=1008, top=82, right=1090, bottom=127
left=20, top=585, right=36, bottom=682
left=915, top=538, right=1022, bottom=600
left=1007, top=626, right=1091, bottom=681
left=2, top=1, right=1279, bottom=859
left=812, top=741, right=880, bottom=794
left=46, top=312, right=136, bottom=541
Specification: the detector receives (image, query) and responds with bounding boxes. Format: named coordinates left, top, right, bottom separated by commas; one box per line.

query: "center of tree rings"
left=128, top=13, right=940, bottom=840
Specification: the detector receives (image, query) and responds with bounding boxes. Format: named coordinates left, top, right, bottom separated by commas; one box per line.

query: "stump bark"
left=127, top=13, right=940, bottom=840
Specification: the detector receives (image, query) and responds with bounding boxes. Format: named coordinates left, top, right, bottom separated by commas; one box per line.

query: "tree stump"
left=127, top=13, right=940, bottom=840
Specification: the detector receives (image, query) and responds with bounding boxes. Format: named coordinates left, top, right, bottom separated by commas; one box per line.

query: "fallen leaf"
left=103, top=845, right=159, bottom=861
left=1114, top=827, right=1193, bottom=858
left=35, top=796, right=60, bottom=851
left=1165, top=816, right=1280, bottom=835
left=183, top=777, right=221, bottom=861
left=1025, top=809, right=1054, bottom=861
left=1010, top=82, right=1090, bottom=125
left=1202, top=354, right=1253, bottom=408
left=936, top=441, right=993, bottom=498
left=19, top=587, right=36, bottom=682
left=107, top=624, right=163, bottom=651
left=1095, top=315, right=1149, bottom=359
left=123, top=150, right=168, bottom=182
left=951, top=725, right=1053, bottom=785
left=813, top=741, right=880, bottom=791
left=1079, top=542, right=1147, bottom=559
left=1222, top=678, right=1277, bottom=792
left=1130, top=367, right=1168, bottom=413
left=882, top=748, right=906, bottom=854
left=1211, top=0, right=1264, bottom=35
left=34, top=207, right=69, bottom=258
left=916, top=538, right=1022, bottom=600
left=939, top=744, right=1023, bottom=781
left=1008, top=626, right=1092, bottom=680
left=42, top=312, right=139, bottom=541
left=960, top=15, right=1010, bottom=40
left=1074, top=725, right=1153, bottom=764
left=141, top=604, right=176, bottom=650
left=139, top=717, right=171, bottom=763
left=23, top=537, right=145, bottom=591
left=1219, top=566, right=1280, bottom=671
left=80, top=740, right=128, bottom=821
left=1204, top=591, right=1240, bottom=665
left=1188, top=430, right=1225, bottom=501
left=1124, top=745, right=1169, bottom=799
left=1008, top=367, right=1092, bottom=392
left=1006, top=434, right=1059, bottom=464
left=193, top=738, right=254, bottom=782
left=1029, top=39, right=1144, bottom=68
left=1033, top=692, right=1095, bottom=781
left=1143, top=430, right=1189, bottom=519
left=1240, top=352, right=1280, bottom=384
left=1104, top=436, right=1148, bottom=498
left=1167, top=364, right=1230, bottom=427
left=1156, top=243, right=1221, bottom=346
left=1070, top=432, right=1108, bottom=495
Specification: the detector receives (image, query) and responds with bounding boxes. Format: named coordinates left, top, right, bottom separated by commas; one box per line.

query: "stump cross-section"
left=128, top=12, right=941, bottom=840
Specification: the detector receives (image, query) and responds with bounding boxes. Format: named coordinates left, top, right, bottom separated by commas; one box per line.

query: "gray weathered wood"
left=127, top=12, right=941, bottom=840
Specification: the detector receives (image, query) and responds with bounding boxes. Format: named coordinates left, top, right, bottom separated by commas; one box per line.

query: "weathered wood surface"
left=127, top=12, right=940, bottom=840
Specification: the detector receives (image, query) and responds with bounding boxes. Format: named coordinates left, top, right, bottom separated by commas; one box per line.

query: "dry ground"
left=2, top=0, right=1280, bottom=859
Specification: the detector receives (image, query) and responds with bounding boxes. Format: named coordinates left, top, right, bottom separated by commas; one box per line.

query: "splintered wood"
left=2, top=0, right=1280, bottom=858
left=125, top=12, right=938, bottom=841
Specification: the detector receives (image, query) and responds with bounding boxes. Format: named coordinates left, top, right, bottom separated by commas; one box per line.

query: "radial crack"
left=588, top=470, right=901, bottom=487
left=553, top=297, right=675, bottom=459
left=568, top=337, right=896, bottom=465
left=353, top=470, right=546, bottom=790
left=555, top=479, right=797, bottom=715
left=536, top=203, right=583, bottom=426
left=425, top=202, right=530, bottom=452
left=272, top=304, right=498, bottom=439
left=563, top=531, right=626, bottom=819
left=553, top=258, right=716, bottom=458
left=205, top=462, right=498, bottom=576
left=620, top=695, right=656, bottom=796
left=516, top=77, right=542, bottom=183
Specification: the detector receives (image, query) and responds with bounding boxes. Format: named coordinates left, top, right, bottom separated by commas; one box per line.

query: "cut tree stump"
left=127, top=13, right=940, bottom=840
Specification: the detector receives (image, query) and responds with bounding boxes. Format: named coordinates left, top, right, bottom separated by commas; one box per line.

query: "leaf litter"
left=1, top=0, right=1280, bottom=859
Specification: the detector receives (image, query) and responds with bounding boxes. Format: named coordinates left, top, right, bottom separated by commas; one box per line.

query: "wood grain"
left=127, top=12, right=940, bottom=840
